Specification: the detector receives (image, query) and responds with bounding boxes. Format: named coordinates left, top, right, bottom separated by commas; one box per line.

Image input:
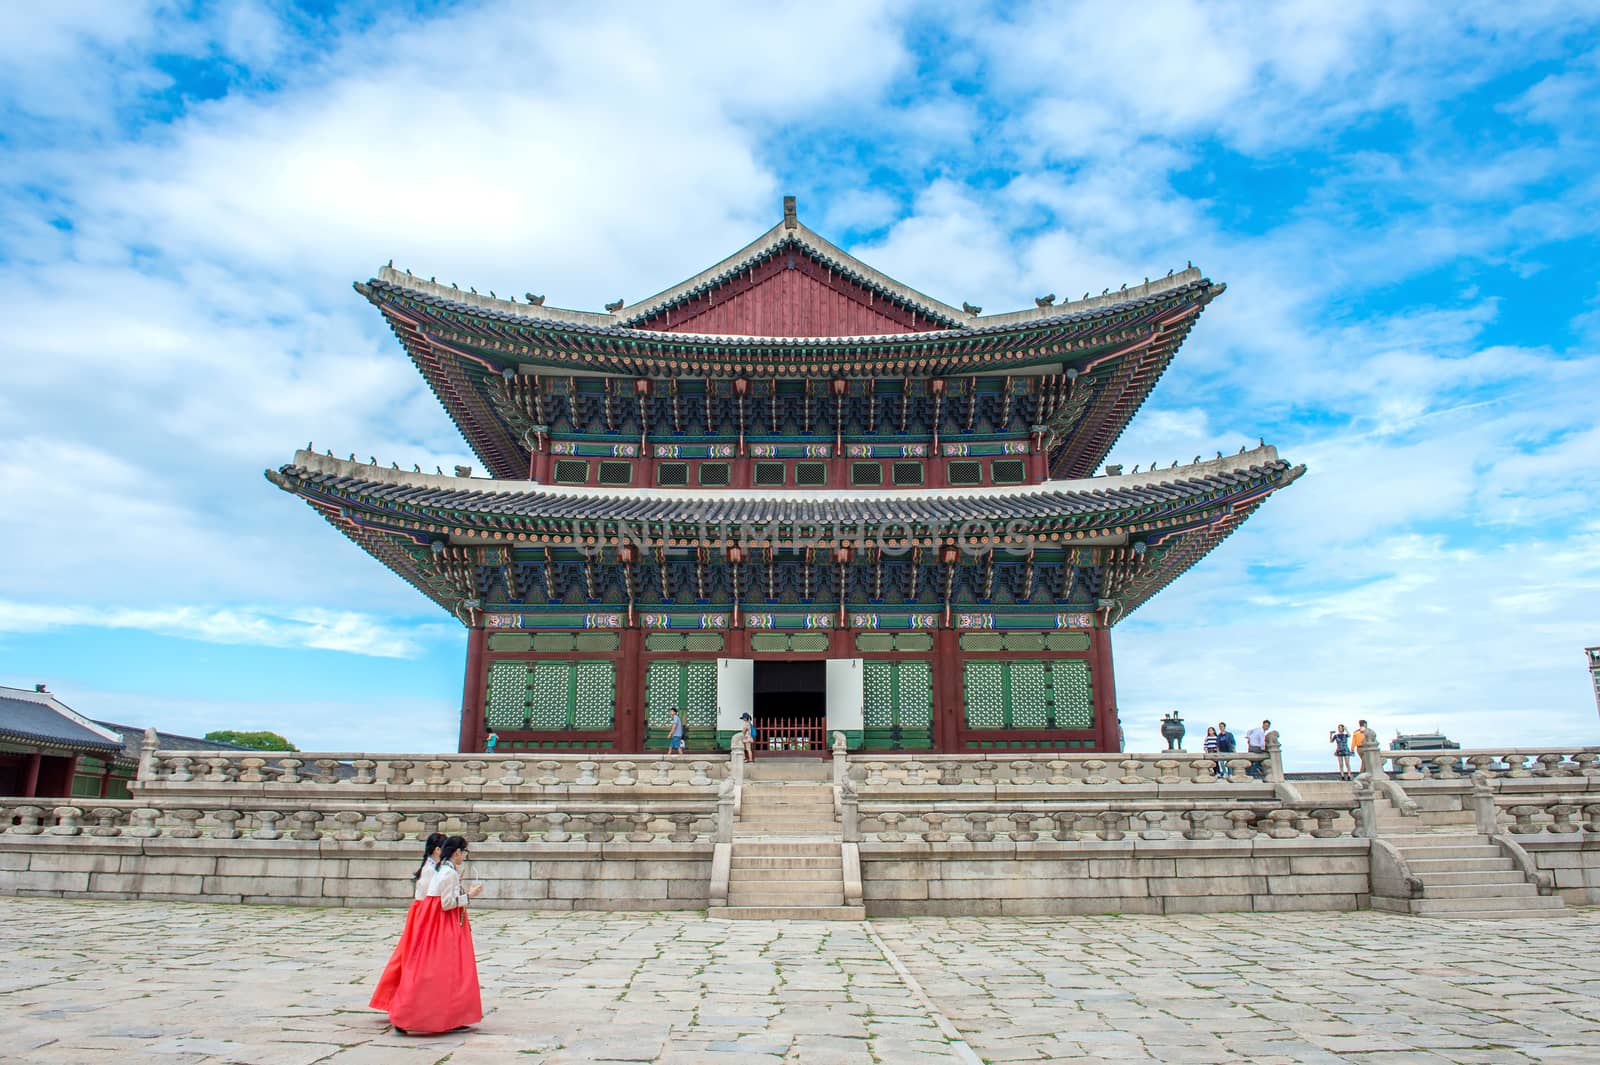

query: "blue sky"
left=1, top=1, right=1596, bottom=769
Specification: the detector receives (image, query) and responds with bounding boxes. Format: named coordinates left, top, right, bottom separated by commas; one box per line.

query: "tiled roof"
left=93, top=722, right=250, bottom=762
left=0, top=687, right=126, bottom=755
left=269, top=446, right=1301, bottom=528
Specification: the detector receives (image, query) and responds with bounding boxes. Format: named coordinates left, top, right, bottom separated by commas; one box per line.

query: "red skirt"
left=372, top=897, right=482, bottom=1032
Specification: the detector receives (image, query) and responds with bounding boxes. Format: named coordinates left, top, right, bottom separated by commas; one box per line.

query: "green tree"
left=205, top=730, right=298, bottom=751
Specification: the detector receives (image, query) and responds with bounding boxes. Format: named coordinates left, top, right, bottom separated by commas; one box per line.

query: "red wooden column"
left=1091, top=626, right=1121, bottom=752
left=458, top=626, right=488, bottom=753
left=21, top=751, right=41, bottom=798
left=933, top=628, right=962, bottom=752
left=616, top=627, right=644, bottom=752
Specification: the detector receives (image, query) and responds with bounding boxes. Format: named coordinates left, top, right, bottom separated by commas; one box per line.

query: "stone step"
left=1405, top=857, right=1516, bottom=874
left=744, top=763, right=833, bottom=782
left=735, top=840, right=840, bottom=856
left=1422, top=882, right=1539, bottom=900
left=1425, top=869, right=1541, bottom=886
left=708, top=905, right=866, bottom=921
left=734, top=829, right=841, bottom=840
left=1390, top=844, right=1502, bottom=860
left=729, top=885, right=846, bottom=905
left=728, top=865, right=842, bottom=882
left=740, top=800, right=835, bottom=812
left=731, top=855, right=842, bottom=870
left=1409, top=895, right=1565, bottom=915
left=1419, top=908, right=1568, bottom=920
left=739, top=816, right=839, bottom=829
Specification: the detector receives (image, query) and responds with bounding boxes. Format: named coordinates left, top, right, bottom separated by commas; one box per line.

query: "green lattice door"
left=862, top=661, right=933, bottom=750
left=645, top=660, right=718, bottom=751
left=963, top=659, right=1094, bottom=734
left=484, top=660, right=616, bottom=741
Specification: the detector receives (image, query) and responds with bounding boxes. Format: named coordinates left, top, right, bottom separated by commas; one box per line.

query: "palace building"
left=270, top=199, right=1301, bottom=755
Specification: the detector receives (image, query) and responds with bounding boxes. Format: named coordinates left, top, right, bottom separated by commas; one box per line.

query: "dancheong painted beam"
left=270, top=198, right=1301, bottom=756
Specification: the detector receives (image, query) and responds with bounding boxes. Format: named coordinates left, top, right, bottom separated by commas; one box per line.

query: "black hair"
left=439, top=835, right=470, bottom=865
left=413, top=831, right=448, bottom=881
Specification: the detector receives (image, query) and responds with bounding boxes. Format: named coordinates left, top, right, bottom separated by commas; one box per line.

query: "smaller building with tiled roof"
left=0, top=684, right=244, bottom=800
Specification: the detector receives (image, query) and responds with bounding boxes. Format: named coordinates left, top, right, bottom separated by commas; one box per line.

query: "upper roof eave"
left=361, top=270, right=1220, bottom=351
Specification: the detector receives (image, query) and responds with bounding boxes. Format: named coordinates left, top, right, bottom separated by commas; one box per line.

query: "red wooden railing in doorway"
left=757, top=716, right=828, bottom=755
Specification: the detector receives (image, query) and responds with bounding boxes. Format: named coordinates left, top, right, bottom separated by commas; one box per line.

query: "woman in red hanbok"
left=384, top=835, right=484, bottom=1034
left=369, top=832, right=446, bottom=1013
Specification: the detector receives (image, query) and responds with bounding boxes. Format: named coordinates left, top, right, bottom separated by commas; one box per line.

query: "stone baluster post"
left=137, top=727, right=160, bottom=782
left=89, top=807, right=125, bottom=837
left=290, top=811, right=323, bottom=840
left=500, top=812, right=531, bottom=842
left=170, top=809, right=203, bottom=838
left=238, top=757, right=267, bottom=783
left=626, top=813, right=654, bottom=843
left=922, top=812, right=951, bottom=842
left=879, top=812, right=906, bottom=841
left=651, top=759, right=673, bottom=786
left=729, top=736, right=745, bottom=789
left=1357, top=731, right=1382, bottom=781
left=1582, top=804, right=1600, bottom=834
left=668, top=813, right=697, bottom=842
left=1137, top=811, right=1168, bottom=840
left=1548, top=803, right=1578, bottom=834
left=543, top=811, right=571, bottom=842
left=50, top=806, right=83, bottom=836
left=1050, top=811, right=1077, bottom=841
left=582, top=812, right=615, bottom=842
left=1264, top=730, right=1285, bottom=783
left=1183, top=810, right=1216, bottom=840
left=1009, top=760, right=1035, bottom=786
left=277, top=757, right=303, bottom=784
left=351, top=759, right=377, bottom=785
left=689, top=760, right=713, bottom=787
left=1470, top=772, right=1498, bottom=835
left=250, top=810, right=283, bottom=840
left=716, top=778, right=736, bottom=844
left=1507, top=805, right=1540, bottom=834
left=1352, top=774, right=1378, bottom=838
left=1094, top=810, right=1126, bottom=841
left=8, top=805, right=44, bottom=834
left=612, top=760, right=637, bottom=787
left=498, top=759, right=524, bottom=787
left=375, top=812, right=404, bottom=841
left=333, top=811, right=365, bottom=841
left=1118, top=758, right=1144, bottom=785
left=840, top=775, right=860, bottom=843
left=212, top=809, right=243, bottom=839
left=459, top=812, right=489, bottom=842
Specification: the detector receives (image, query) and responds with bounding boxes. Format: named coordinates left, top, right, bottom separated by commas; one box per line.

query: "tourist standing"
left=1215, top=722, right=1236, bottom=778
left=385, top=836, right=484, bottom=1035
left=484, top=732, right=498, bottom=754
left=1203, top=726, right=1221, bottom=777
left=667, top=708, right=686, bottom=756
left=1330, top=725, right=1353, bottom=780
left=1246, top=720, right=1269, bottom=779
left=370, top=832, right=447, bottom=1014
left=740, top=712, right=757, bottom=760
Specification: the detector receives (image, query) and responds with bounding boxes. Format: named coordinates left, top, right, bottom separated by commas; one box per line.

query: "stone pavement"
left=0, top=898, right=1595, bottom=1064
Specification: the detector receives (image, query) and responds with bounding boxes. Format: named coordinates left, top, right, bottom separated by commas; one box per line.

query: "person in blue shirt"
left=667, top=708, right=685, bottom=756
left=484, top=732, right=498, bottom=754
left=1215, top=722, right=1236, bottom=778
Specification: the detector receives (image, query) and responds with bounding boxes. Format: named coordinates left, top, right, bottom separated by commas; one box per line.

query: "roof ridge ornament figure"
left=525, top=293, right=544, bottom=306
left=605, top=299, right=624, bottom=313
left=1035, top=294, right=1056, bottom=307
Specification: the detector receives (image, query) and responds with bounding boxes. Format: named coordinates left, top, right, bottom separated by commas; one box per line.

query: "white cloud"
left=0, top=600, right=436, bottom=658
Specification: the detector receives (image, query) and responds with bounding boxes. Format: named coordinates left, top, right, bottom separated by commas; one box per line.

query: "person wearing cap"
left=739, top=712, right=757, bottom=759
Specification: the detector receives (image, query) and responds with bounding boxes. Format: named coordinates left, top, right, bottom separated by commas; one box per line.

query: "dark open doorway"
left=753, top=659, right=827, bottom=754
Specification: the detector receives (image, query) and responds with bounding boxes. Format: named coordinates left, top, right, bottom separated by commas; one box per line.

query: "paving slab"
left=1, top=898, right=1597, bottom=1063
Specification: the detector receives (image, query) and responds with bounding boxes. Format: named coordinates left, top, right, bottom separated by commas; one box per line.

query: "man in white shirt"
left=1246, top=720, right=1269, bottom=779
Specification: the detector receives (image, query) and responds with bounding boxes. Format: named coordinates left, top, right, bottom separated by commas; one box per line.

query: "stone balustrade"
left=139, top=751, right=725, bottom=793
left=852, top=802, right=1353, bottom=844
left=1496, top=798, right=1600, bottom=836
left=1376, top=748, right=1600, bottom=782
left=0, top=798, right=716, bottom=845
left=845, top=751, right=1272, bottom=790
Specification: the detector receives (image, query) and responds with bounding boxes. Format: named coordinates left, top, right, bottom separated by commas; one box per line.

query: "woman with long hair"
left=385, top=835, right=484, bottom=1035
left=370, top=832, right=447, bottom=1013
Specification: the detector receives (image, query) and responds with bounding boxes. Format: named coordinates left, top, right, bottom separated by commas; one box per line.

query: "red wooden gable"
left=631, top=249, right=939, bottom=337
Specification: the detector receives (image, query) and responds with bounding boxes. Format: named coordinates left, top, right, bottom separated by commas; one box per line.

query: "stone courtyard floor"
left=1, top=899, right=1597, bottom=1064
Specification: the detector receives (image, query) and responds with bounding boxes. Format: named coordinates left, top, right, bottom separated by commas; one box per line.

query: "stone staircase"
left=708, top=759, right=864, bottom=920
left=1373, top=834, right=1566, bottom=919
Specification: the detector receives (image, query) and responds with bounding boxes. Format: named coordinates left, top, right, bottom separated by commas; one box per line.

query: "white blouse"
left=413, top=857, right=439, bottom=901
left=428, top=862, right=470, bottom=911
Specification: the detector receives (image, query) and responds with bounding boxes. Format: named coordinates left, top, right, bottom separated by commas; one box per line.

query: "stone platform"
left=4, top=897, right=1597, bottom=1064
